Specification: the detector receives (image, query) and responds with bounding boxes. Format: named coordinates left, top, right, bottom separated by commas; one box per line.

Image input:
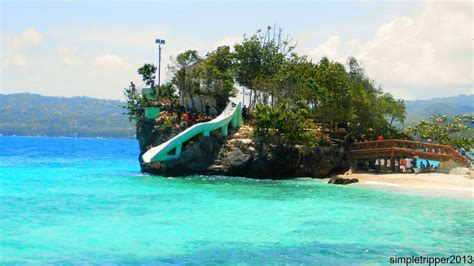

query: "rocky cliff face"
left=139, top=124, right=348, bottom=179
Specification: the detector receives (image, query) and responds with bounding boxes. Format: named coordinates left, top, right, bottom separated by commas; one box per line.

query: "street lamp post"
left=155, top=39, right=165, bottom=88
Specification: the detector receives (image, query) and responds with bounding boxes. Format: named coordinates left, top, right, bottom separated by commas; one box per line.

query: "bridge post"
left=175, top=144, right=182, bottom=158
left=221, top=125, right=228, bottom=137
left=203, top=131, right=210, bottom=137
left=390, top=148, right=395, bottom=172
left=231, top=113, right=240, bottom=128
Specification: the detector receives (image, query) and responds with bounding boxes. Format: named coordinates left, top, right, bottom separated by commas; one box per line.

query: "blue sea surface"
left=1, top=136, right=473, bottom=264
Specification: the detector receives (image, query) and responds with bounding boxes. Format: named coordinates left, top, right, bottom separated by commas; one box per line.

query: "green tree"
left=345, top=57, right=406, bottom=137
left=168, top=47, right=236, bottom=113
left=199, top=46, right=237, bottom=112
left=160, top=28, right=409, bottom=147
left=169, top=50, right=201, bottom=108
left=137, top=64, right=157, bottom=87
left=253, top=103, right=319, bottom=147
left=233, top=26, right=295, bottom=108
left=406, top=114, right=473, bottom=148
left=314, top=57, right=352, bottom=129
left=381, top=94, right=406, bottom=128
left=122, top=82, right=142, bottom=122
left=157, top=82, right=177, bottom=98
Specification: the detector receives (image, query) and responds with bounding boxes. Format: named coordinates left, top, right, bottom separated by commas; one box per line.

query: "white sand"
left=334, top=172, right=474, bottom=199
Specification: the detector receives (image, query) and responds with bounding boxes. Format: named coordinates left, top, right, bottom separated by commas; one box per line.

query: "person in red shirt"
left=400, top=158, right=406, bottom=173
left=377, top=135, right=383, bottom=141
left=180, top=113, right=190, bottom=129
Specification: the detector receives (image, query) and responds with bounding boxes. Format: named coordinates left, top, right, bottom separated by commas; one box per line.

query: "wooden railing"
left=347, top=139, right=471, bottom=166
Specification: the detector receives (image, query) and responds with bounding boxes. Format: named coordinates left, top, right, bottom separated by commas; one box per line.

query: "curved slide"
left=142, top=101, right=242, bottom=163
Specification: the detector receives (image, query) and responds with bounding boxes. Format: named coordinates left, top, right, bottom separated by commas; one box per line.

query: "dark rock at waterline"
left=137, top=120, right=182, bottom=152
left=139, top=125, right=348, bottom=179
left=328, top=176, right=359, bottom=185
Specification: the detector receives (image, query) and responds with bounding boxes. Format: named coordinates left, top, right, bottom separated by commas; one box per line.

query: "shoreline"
left=330, top=172, right=474, bottom=199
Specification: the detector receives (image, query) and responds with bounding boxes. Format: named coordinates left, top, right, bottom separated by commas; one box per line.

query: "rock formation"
left=139, top=124, right=348, bottom=179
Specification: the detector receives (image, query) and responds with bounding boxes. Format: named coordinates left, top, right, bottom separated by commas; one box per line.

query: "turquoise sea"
left=1, top=136, right=473, bottom=264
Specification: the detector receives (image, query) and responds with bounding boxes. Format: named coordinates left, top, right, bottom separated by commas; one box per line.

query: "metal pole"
left=242, top=87, right=245, bottom=106
left=155, top=39, right=165, bottom=95
left=158, top=44, right=162, bottom=87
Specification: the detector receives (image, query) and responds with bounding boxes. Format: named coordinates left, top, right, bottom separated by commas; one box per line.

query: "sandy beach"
left=334, top=172, right=474, bottom=199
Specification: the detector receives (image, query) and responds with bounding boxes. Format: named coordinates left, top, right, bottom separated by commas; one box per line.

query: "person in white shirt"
left=386, top=158, right=392, bottom=172
left=394, top=159, right=399, bottom=172
left=380, top=158, right=385, bottom=172
left=375, top=159, right=380, bottom=173
left=405, top=158, right=412, bottom=170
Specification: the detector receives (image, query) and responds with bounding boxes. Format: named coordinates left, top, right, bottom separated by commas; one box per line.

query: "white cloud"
left=4, top=28, right=44, bottom=50
left=306, top=1, right=473, bottom=99
left=3, top=2, right=471, bottom=101
left=3, top=54, right=27, bottom=68
left=56, top=46, right=83, bottom=66
left=213, top=36, right=242, bottom=49
left=1, top=28, right=44, bottom=68
left=1, top=25, right=241, bottom=99
left=49, top=26, right=169, bottom=50
left=93, top=54, right=131, bottom=69
left=308, top=36, right=342, bottom=62
left=56, top=46, right=73, bottom=56
left=21, top=28, right=43, bottom=46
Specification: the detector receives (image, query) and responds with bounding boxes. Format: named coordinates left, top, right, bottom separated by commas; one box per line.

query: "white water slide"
left=142, top=101, right=242, bottom=163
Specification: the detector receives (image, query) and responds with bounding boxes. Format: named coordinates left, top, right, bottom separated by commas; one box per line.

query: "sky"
left=1, top=0, right=472, bottom=100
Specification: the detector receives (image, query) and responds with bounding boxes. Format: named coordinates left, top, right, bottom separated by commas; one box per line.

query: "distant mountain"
left=0, top=93, right=135, bottom=138
left=1, top=93, right=472, bottom=138
left=403, top=94, right=474, bottom=125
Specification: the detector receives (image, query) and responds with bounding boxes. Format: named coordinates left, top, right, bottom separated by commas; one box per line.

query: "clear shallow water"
left=1, top=136, right=473, bottom=264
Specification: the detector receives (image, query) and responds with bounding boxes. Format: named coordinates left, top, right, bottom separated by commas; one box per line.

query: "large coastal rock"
left=139, top=124, right=348, bottom=179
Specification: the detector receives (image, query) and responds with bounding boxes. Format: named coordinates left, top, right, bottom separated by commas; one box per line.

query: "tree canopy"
left=137, top=64, right=157, bottom=87
left=406, top=114, right=473, bottom=149
left=127, top=25, right=414, bottom=146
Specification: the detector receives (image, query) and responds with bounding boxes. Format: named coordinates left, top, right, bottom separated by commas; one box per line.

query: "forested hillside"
left=404, top=94, right=474, bottom=125
left=1, top=93, right=472, bottom=138
left=0, top=93, right=135, bottom=138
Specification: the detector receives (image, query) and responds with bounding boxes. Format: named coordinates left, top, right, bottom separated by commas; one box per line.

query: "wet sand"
left=334, top=172, right=474, bottom=199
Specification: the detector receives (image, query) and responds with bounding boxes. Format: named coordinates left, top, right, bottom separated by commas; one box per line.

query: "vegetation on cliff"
left=125, top=26, right=471, bottom=149
left=166, top=26, right=406, bottom=146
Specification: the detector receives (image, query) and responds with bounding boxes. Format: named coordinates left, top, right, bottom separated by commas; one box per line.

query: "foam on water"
left=1, top=136, right=473, bottom=264
left=363, top=181, right=401, bottom=186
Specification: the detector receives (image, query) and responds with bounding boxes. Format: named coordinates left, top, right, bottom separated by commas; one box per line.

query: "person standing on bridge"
left=375, top=158, right=380, bottom=173
left=180, top=112, right=190, bottom=129
left=412, top=158, right=418, bottom=173
left=400, top=158, right=406, bottom=173
left=377, top=134, right=383, bottom=141
left=405, top=157, right=412, bottom=173
left=419, top=161, right=426, bottom=171
left=380, top=158, right=385, bottom=172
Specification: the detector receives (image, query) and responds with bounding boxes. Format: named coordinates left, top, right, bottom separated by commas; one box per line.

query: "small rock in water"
left=328, top=176, right=359, bottom=185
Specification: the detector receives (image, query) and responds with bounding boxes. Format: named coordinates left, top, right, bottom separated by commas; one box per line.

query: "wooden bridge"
left=347, top=139, right=471, bottom=166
